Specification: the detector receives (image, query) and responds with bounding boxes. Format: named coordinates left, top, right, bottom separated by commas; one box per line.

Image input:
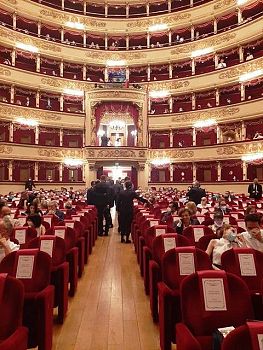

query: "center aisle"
left=52, top=216, right=160, bottom=350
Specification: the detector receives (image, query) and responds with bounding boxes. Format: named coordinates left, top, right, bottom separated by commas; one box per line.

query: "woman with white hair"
left=0, top=216, right=19, bottom=263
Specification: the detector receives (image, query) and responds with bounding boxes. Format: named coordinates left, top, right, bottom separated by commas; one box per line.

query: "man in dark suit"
left=248, top=178, right=262, bottom=200
left=187, top=181, right=206, bottom=205
left=25, top=178, right=35, bottom=191
left=93, top=175, right=112, bottom=236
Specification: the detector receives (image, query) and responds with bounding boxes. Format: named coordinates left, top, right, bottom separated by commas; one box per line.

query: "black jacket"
left=117, top=189, right=148, bottom=213
left=93, top=181, right=111, bottom=207
left=248, top=183, right=262, bottom=199
left=25, top=180, right=35, bottom=191
left=187, top=187, right=206, bottom=205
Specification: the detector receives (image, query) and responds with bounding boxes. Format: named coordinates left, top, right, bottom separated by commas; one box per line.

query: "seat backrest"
left=11, top=226, right=37, bottom=247
left=46, top=226, right=76, bottom=251
left=197, top=234, right=217, bottom=251
left=183, top=225, right=214, bottom=245
left=0, top=249, right=51, bottom=293
left=144, top=225, right=174, bottom=250
left=162, top=247, right=212, bottom=290
left=180, top=270, right=254, bottom=336
left=27, top=236, right=66, bottom=266
left=221, top=248, right=263, bottom=292
left=0, top=273, right=24, bottom=340
left=152, top=234, right=191, bottom=266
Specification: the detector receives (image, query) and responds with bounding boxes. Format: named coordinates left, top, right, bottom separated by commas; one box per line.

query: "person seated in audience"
left=197, top=197, right=211, bottom=212
left=0, top=205, right=11, bottom=219
left=45, top=200, right=64, bottom=221
left=0, top=216, right=18, bottom=263
left=150, top=109, right=155, bottom=114
left=138, top=45, right=142, bottom=49
left=150, top=43, right=155, bottom=48
left=253, top=132, right=263, bottom=139
left=179, top=37, right=184, bottom=43
left=156, top=41, right=161, bottom=48
left=4, top=58, right=11, bottom=65
left=25, top=96, right=30, bottom=107
left=160, top=201, right=179, bottom=224
left=45, top=34, right=50, bottom=41
left=206, top=224, right=243, bottom=269
left=95, top=44, right=100, bottom=49
left=246, top=52, right=254, bottom=61
left=207, top=102, right=212, bottom=108
left=89, top=42, right=95, bottom=48
left=24, top=202, right=42, bottom=216
left=65, top=201, right=76, bottom=217
left=27, top=214, right=45, bottom=237
left=217, top=58, right=227, bottom=69
left=179, top=107, right=184, bottom=112
left=209, top=210, right=224, bottom=234
left=214, top=198, right=231, bottom=214
left=245, top=205, right=257, bottom=216
left=173, top=208, right=200, bottom=234
left=195, top=31, right=200, bottom=40
left=227, top=98, right=231, bottom=104
left=224, top=190, right=236, bottom=202
left=185, top=201, right=198, bottom=217
left=238, top=213, right=263, bottom=252
left=17, top=191, right=29, bottom=209
left=46, top=97, right=52, bottom=110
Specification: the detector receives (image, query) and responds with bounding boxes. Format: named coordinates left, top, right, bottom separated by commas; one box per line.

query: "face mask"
left=214, top=219, right=223, bottom=227
left=221, top=206, right=227, bottom=210
left=226, top=230, right=237, bottom=242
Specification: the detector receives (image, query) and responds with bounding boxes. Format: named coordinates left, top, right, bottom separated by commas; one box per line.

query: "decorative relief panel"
left=0, top=104, right=62, bottom=122
left=41, top=77, right=89, bottom=90
left=126, top=13, right=191, bottom=30
left=0, top=145, right=13, bottom=154
left=85, top=147, right=148, bottom=160
left=150, top=149, right=194, bottom=159
left=149, top=81, right=190, bottom=91
left=87, top=90, right=146, bottom=101
left=38, top=148, right=83, bottom=158
left=217, top=143, right=263, bottom=156
left=219, top=57, right=263, bottom=79
left=171, top=107, right=240, bottom=123
left=214, top=0, right=236, bottom=10
left=0, top=67, right=11, bottom=77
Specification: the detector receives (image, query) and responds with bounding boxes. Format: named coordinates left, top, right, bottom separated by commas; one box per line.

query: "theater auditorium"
left=0, top=0, right=262, bottom=349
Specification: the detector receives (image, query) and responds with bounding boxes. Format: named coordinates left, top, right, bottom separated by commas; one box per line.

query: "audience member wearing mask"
left=174, top=208, right=200, bottom=234
left=239, top=214, right=263, bottom=252
left=160, top=201, right=179, bottom=224
left=197, top=197, right=211, bottom=213
left=206, top=224, right=243, bottom=269
left=27, top=214, right=46, bottom=236
left=45, top=200, right=64, bottom=221
left=210, top=210, right=224, bottom=235
left=0, top=216, right=18, bottom=263
left=214, top=198, right=231, bottom=215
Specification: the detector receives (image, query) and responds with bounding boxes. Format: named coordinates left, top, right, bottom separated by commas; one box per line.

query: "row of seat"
left=0, top=204, right=98, bottom=350
left=131, top=198, right=263, bottom=350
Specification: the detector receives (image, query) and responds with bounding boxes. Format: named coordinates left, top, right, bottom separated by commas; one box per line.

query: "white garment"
left=240, top=231, right=263, bottom=253
left=217, top=62, right=226, bottom=69
left=212, top=238, right=241, bottom=266
left=0, top=239, right=19, bottom=263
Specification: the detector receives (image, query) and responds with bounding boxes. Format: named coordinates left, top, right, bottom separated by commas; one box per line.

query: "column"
left=148, top=164, right=152, bottom=183
left=147, top=65, right=151, bottom=81
left=35, top=125, right=39, bottom=144
left=146, top=3, right=150, bottom=16
left=169, top=129, right=173, bottom=147
left=241, top=121, right=246, bottom=140
left=191, top=26, right=195, bottom=41
left=138, top=162, right=149, bottom=189
left=169, top=97, right=173, bottom=113
left=193, top=163, right=196, bottom=181
left=37, top=21, right=41, bottom=37
left=59, top=164, right=63, bottom=182
left=168, top=0, right=172, bottom=12
left=9, top=123, right=13, bottom=142
left=126, top=4, right=129, bottom=18
left=147, top=32, right=150, bottom=48
left=169, top=63, right=173, bottom=78
left=148, top=132, right=151, bottom=148
left=59, top=129, right=63, bottom=146
left=216, top=88, right=220, bottom=106
left=13, top=13, right=16, bottom=30
left=216, top=125, right=221, bottom=143
left=11, top=49, right=16, bottom=66
left=168, top=30, right=172, bottom=45
left=83, top=32, right=86, bottom=47
left=34, top=162, right=39, bottom=181
left=105, top=34, right=108, bottom=50
left=238, top=8, right=243, bottom=24
left=242, top=161, right=247, bottom=181
left=213, top=18, right=217, bottom=34
left=8, top=161, right=13, bottom=181
left=60, top=61, right=64, bottom=77
left=104, top=67, right=108, bottom=82
left=36, top=54, right=40, bottom=72
left=126, top=66, right=130, bottom=81
left=83, top=131, right=85, bottom=147
left=83, top=64, right=87, bottom=80
left=61, top=0, right=64, bottom=10
left=10, top=86, right=15, bottom=104
left=240, top=83, right=245, bottom=101
left=192, top=127, right=196, bottom=146
left=84, top=1, right=87, bottom=15
left=105, top=4, right=108, bottom=17
left=190, top=0, right=194, bottom=7
left=36, top=90, right=40, bottom=108
left=126, top=35, right=129, bottom=50
left=214, top=53, right=218, bottom=69
left=191, top=58, right=195, bottom=75
left=239, top=46, right=244, bottom=63
left=217, top=162, right=221, bottom=181
left=61, top=28, right=64, bottom=43
left=170, top=164, right=173, bottom=182
left=60, top=95, right=63, bottom=112
left=192, top=93, right=196, bottom=110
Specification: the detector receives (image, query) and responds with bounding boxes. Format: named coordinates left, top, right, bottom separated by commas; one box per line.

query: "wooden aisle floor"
left=52, top=217, right=161, bottom=350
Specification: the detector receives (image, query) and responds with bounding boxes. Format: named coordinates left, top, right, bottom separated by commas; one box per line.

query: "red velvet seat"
left=176, top=270, right=254, bottom=350
left=28, top=236, right=69, bottom=324
left=143, top=225, right=175, bottom=295
left=197, top=233, right=217, bottom=251
left=135, top=216, right=154, bottom=264
left=159, top=247, right=212, bottom=350
left=149, top=233, right=191, bottom=323
left=0, top=273, right=28, bottom=350
left=0, top=249, right=54, bottom=350
left=11, top=226, right=37, bottom=249
left=221, top=248, right=263, bottom=320
left=46, top=226, right=79, bottom=297
left=80, top=214, right=93, bottom=258
left=222, top=321, right=263, bottom=350
left=182, top=225, right=214, bottom=245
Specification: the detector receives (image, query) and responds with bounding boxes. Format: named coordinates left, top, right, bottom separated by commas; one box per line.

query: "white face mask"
left=225, top=229, right=237, bottom=242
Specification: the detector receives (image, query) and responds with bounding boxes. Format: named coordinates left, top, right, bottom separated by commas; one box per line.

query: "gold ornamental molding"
left=214, top=0, right=236, bottom=10
left=87, top=89, right=146, bottom=101
left=219, top=57, right=263, bottom=79
left=149, top=80, right=190, bottom=91
left=0, top=67, right=11, bottom=77
left=38, top=148, right=83, bottom=159
left=217, top=143, right=263, bottom=156
left=85, top=147, right=148, bottom=160
left=171, top=107, right=240, bottom=123
left=150, top=149, right=194, bottom=159
left=41, top=77, right=91, bottom=91
left=0, top=145, right=13, bottom=154
left=85, top=51, right=147, bottom=61
left=126, top=13, right=191, bottom=30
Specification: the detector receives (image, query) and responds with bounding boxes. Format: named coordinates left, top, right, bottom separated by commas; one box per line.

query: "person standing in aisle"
left=93, top=175, right=111, bottom=236
left=25, top=178, right=36, bottom=191
left=248, top=178, right=262, bottom=200
left=117, top=181, right=148, bottom=243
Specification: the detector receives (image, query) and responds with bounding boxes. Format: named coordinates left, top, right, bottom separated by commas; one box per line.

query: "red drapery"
left=173, top=163, right=193, bottom=182
left=220, top=160, right=243, bottom=181
left=196, top=162, right=217, bottom=182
